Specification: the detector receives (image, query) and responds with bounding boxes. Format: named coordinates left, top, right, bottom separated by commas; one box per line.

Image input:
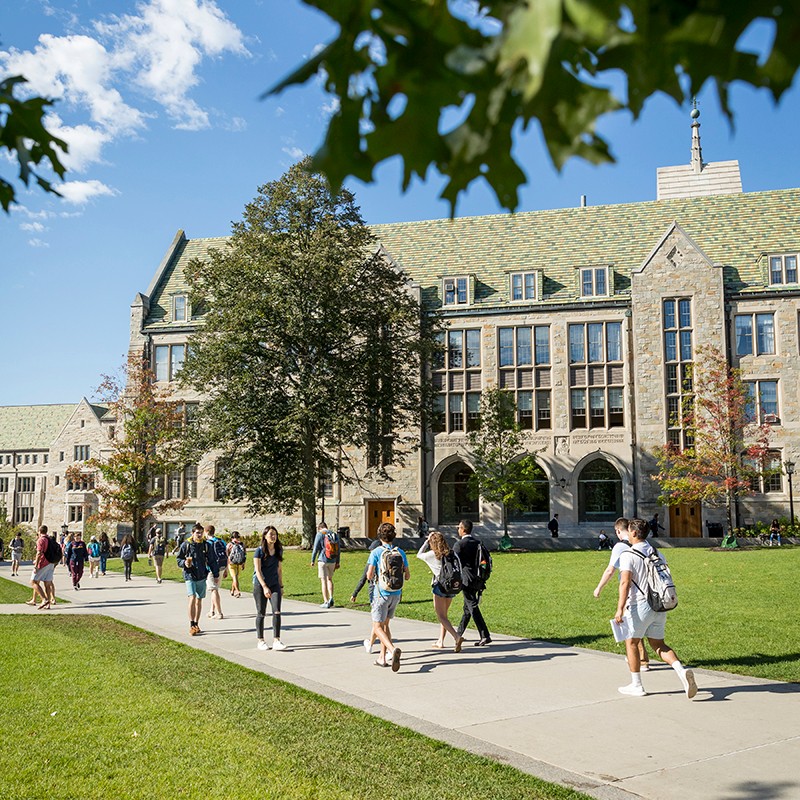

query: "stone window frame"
left=745, top=379, right=780, bottom=424
left=508, top=270, right=538, bottom=303
left=74, top=444, right=90, bottom=461
left=767, top=254, right=798, bottom=286
left=68, top=504, right=84, bottom=523
left=734, top=312, right=776, bottom=357
left=497, top=325, right=552, bottom=431
left=0, top=477, right=9, bottom=493
left=153, top=342, right=187, bottom=383
left=431, top=328, right=482, bottom=434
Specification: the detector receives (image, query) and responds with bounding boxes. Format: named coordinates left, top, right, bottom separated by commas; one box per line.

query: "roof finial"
left=690, top=97, right=703, bottom=174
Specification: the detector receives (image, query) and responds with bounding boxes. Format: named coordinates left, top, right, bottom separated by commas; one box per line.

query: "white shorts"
left=626, top=598, right=667, bottom=640
left=207, top=572, right=222, bottom=591
left=317, top=562, right=336, bottom=580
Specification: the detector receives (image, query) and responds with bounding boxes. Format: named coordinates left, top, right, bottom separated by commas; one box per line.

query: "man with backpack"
left=177, top=523, right=219, bottom=635
left=205, top=526, right=228, bottom=620
left=615, top=518, right=697, bottom=699
left=226, top=531, right=247, bottom=597
left=310, top=522, right=340, bottom=609
left=29, top=525, right=58, bottom=609
left=366, top=522, right=409, bottom=671
left=453, top=519, right=492, bottom=646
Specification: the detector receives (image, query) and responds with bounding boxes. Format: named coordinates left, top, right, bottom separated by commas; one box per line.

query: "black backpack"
left=475, top=541, right=493, bottom=587
left=45, top=537, right=62, bottom=565
left=437, top=551, right=463, bottom=595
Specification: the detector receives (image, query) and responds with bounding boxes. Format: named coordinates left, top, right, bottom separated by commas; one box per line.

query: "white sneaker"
left=257, top=640, right=269, bottom=651
left=641, top=663, right=650, bottom=672
left=618, top=684, right=647, bottom=697
left=680, top=669, right=698, bottom=699
left=271, top=640, right=287, bottom=651
left=363, top=638, right=373, bottom=654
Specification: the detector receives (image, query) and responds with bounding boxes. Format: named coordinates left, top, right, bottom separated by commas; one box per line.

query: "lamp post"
left=785, top=460, right=795, bottom=526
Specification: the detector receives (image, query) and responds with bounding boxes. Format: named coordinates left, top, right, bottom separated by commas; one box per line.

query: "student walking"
left=177, top=524, right=218, bottom=635
left=29, top=525, right=57, bottom=609
left=310, top=523, right=340, bottom=608
left=87, top=536, right=101, bottom=578
left=120, top=535, right=137, bottom=581
left=10, top=532, right=24, bottom=576
left=614, top=518, right=697, bottom=699
left=206, top=526, right=228, bottom=619
left=148, top=531, right=167, bottom=583
left=366, top=523, right=409, bottom=671
left=454, top=519, right=491, bottom=646
left=417, top=532, right=464, bottom=651
left=593, top=517, right=650, bottom=670
left=98, top=532, right=111, bottom=575
left=253, top=526, right=286, bottom=651
left=350, top=537, right=383, bottom=654
left=65, top=532, right=89, bottom=589
left=226, top=531, right=247, bottom=597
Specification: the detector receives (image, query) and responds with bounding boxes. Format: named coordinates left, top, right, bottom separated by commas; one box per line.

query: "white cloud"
left=321, top=96, right=340, bottom=117
left=28, top=238, right=50, bottom=248
left=58, top=180, right=118, bottom=205
left=275, top=106, right=286, bottom=117
left=226, top=117, right=247, bottom=132
left=45, top=113, right=111, bottom=172
left=98, top=0, right=249, bottom=130
left=20, top=222, right=46, bottom=233
left=282, top=146, right=305, bottom=160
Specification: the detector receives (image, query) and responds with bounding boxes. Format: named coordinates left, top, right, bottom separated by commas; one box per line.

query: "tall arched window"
left=578, top=459, right=622, bottom=522
left=507, top=456, right=550, bottom=522
left=438, top=461, right=479, bottom=524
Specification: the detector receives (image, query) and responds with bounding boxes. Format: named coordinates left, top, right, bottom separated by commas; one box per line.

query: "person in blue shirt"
left=310, top=523, right=340, bottom=608
left=177, top=524, right=219, bottom=636
left=366, top=522, right=409, bottom=671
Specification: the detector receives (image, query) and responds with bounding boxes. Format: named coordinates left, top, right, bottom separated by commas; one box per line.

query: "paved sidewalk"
left=2, top=563, right=798, bottom=800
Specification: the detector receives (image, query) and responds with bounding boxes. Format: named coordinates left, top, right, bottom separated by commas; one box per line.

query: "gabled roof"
left=0, top=404, right=77, bottom=450
left=142, top=188, right=800, bottom=319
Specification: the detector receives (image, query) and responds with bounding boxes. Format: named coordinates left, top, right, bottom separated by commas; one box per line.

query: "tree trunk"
left=502, top=503, right=508, bottom=539
left=300, top=431, right=316, bottom=549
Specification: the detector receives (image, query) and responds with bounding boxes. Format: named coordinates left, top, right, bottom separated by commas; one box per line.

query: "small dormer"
left=442, top=275, right=471, bottom=307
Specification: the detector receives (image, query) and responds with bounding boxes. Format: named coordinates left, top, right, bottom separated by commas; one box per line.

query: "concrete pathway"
left=2, top=563, right=798, bottom=800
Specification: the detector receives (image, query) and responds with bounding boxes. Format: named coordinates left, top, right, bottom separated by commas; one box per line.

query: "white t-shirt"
left=608, top=541, right=629, bottom=571
left=618, top=540, right=660, bottom=602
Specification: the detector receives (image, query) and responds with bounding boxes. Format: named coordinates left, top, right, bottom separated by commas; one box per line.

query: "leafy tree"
left=0, top=75, right=67, bottom=212
left=270, top=2, right=798, bottom=212
left=467, top=386, right=546, bottom=539
left=75, top=357, right=187, bottom=543
left=180, top=158, right=437, bottom=547
left=653, top=346, right=773, bottom=534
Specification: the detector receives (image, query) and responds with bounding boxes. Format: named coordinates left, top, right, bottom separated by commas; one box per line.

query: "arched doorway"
left=507, top=456, right=550, bottom=522
left=438, top=461, right=479, bottom=525
left=578, top=459, right=622, bottom=522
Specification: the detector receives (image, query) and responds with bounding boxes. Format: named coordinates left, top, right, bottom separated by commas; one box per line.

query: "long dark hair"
left=261, top=526, right=283, bottom=561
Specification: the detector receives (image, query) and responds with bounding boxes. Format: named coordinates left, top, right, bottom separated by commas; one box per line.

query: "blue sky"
left=2, top=1, right=799, bottom=407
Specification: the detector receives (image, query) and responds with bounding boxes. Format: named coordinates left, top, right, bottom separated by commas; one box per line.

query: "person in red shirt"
left=29, top=525, right=56, bottom=610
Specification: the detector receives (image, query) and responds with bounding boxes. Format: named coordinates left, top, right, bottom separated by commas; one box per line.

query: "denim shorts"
left=185, top=578, right=207, bottom=599
left=371, top=591, right=401, bottom=623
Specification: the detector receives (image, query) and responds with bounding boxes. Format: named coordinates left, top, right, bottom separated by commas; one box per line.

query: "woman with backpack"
left=120, top=535, right=137, bottom=581
left=148, top=530, right=167, bottom=583
left=417, top=532, right=464, bottom=652
left=226, top=531, right=247, bottom=597
left=252, top=526, right=286, bottom=651
left=98, top=532, right=111, bottom=575
left=87, top=536, right=102, bottom=578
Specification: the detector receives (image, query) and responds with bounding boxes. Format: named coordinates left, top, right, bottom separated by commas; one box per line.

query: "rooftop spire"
left=690, top=98, right=703, bottom=174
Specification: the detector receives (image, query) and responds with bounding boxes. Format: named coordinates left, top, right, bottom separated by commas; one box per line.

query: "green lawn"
left=0, top=570, right=69, bottom=604
left=115, top=545, right=800, bottom=683
left=0, top=615, right=588, bottom=800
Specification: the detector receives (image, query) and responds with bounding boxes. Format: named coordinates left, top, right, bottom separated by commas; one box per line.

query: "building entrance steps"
left=1, top=562, right=798, bottom=800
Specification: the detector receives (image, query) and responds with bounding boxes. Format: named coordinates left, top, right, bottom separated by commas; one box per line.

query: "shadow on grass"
left=696, top=652, right=800, bottom=678
left=541, top=634, right=609, bottom=647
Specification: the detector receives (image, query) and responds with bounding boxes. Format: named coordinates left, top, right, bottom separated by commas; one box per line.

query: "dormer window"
left=443, top=276, right=469, bottom=306
left=579, top=267, right=609, bottom=298
left=509, top=271, right=537, bottom=302
left=173, top=294, right=188, bottom=322
left=768, top=254, right=798, bottom=285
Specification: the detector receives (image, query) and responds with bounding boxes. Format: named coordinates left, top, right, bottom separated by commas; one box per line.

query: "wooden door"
left=669, top=503, right=702, bottom=538
left=367, top=501, right=395, bottom=539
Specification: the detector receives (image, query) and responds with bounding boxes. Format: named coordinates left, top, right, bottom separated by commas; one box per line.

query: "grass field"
left=0, top=569, right=68, bottom=604
left=0, top=615, right=589, bottom=800
left=114, top=545, right=800, bottom=683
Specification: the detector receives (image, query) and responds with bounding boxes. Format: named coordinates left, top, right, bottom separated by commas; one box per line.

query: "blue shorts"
left=185, top=578, right=207, bottom=599
left=432, top=583, right=456, bottom=599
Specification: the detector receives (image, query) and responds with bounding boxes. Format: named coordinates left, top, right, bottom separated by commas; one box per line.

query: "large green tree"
left=180, top=159, right=437, bottom=547
left=467, top=386, right=547, bottom=539
left=653, top=346, right=773, bottom=534
left=0, top=75, right=67, bottom=212
left=269, top=2, right=799, bottom=212
left=78, top=357, right=187, bottom=543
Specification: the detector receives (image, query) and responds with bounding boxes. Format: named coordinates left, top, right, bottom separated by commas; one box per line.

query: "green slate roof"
left=144, top=188, right=800, bottom=325
left=0, top=404, right=77, bottom=450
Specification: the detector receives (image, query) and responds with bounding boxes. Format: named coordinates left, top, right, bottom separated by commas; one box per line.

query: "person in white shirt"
left=614, top=518, right=697, bottom=699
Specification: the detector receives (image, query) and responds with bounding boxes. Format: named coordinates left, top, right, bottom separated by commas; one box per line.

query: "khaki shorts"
left=317, top=562, right=336, bottom=580
left=228, top=563, right=243, bottom=577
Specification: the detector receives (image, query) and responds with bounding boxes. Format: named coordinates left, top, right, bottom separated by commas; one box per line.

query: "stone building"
left=4, top=113, right=798, bottom=539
